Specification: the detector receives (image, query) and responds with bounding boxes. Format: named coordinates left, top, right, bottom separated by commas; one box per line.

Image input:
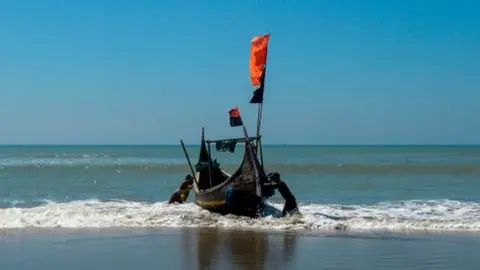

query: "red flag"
left=228, top=107, right=243, bottom=127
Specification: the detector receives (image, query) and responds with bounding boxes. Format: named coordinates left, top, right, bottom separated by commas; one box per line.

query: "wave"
left=1, top=199, right=479, bottom=232
left=2, top=161, right=480, bottom=174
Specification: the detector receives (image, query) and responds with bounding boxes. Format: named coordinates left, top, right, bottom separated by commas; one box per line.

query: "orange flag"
left=249, top=33, right=270, bottom=86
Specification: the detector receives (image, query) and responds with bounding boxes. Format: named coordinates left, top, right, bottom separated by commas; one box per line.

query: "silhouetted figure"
left=168, top=174, right=194, bottom=204
left=268, top=172, right=299, bottom=217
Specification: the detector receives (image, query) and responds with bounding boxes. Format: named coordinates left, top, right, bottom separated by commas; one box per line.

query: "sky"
left=0, top=0, right=479, bottom=145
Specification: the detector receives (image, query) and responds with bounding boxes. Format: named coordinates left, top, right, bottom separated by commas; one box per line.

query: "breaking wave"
left=1, top=199, right=480, bottom=232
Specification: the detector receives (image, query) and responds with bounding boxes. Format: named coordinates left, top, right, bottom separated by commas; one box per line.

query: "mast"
left=249, top=32, right=270, bottom=166
left=256, top=54, right=267, bottom=166
left=255, top=75, right=265, bottom=166
left=203, top=128, right=213, bottom=187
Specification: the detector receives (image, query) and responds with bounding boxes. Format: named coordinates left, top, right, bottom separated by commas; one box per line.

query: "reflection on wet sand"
left=181, top=228, right=298, bottom=270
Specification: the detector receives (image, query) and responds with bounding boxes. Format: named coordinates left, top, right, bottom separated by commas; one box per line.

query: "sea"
left=1, top=145, right=480, bottom=270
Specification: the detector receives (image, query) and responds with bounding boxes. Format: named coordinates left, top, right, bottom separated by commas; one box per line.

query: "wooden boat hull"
left=193, top=171, right=265, bottom=218
left=189, top=126, right=274, bottom=218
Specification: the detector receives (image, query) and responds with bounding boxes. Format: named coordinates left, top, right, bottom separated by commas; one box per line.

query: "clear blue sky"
left=0, top=0, right=478, bottom=145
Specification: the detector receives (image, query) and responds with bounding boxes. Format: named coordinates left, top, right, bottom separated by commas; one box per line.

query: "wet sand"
left=1, top=228, right=479, bottom=270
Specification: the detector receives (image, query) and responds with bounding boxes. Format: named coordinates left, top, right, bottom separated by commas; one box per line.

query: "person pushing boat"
left=268, top=172, right=300, bottom=217
left=168, top=174, right=194, bottom=204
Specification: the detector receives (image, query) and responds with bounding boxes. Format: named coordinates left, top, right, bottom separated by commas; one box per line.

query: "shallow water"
left=1, top=145, right=480, bottom=269
left=1, top=145, right=480, bottom=231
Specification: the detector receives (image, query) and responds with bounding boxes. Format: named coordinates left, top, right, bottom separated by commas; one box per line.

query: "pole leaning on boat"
left=179, top=139, right=199, bottom=186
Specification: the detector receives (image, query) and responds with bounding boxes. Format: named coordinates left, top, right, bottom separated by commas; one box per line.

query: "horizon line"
left=1, top=143, right=479, bottom=147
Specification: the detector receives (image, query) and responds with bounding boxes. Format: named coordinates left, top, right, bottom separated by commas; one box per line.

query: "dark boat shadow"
left=184, top=227, right=298, bottom=270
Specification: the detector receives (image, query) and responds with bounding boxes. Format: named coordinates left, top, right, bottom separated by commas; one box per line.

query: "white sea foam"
left=1, top=199, right=480, bottom=232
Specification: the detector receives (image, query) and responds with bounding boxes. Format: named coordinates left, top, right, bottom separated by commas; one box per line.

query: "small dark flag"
left=229, top=106, right=243, bottom=127
left=249, top=86, right=264, bottom=104
left=249, top=67, right=265, bottom=104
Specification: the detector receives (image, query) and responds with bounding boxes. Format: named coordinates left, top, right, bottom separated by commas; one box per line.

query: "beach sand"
left=1, top=227, right=479, bottom=270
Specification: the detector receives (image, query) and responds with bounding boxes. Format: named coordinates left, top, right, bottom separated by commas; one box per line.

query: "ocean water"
left=1, top=145, right=480, bottom=269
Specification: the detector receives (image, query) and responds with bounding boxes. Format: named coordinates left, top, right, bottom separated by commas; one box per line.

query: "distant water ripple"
left=2, top=152, right=480, bottom=174
left=2, top=161, right=480, bottom=174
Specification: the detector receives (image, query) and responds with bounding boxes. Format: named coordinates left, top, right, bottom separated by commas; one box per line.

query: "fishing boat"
left=170, top=33, right=298, bottom=218
left=188, top=124, right=273, bottom=217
